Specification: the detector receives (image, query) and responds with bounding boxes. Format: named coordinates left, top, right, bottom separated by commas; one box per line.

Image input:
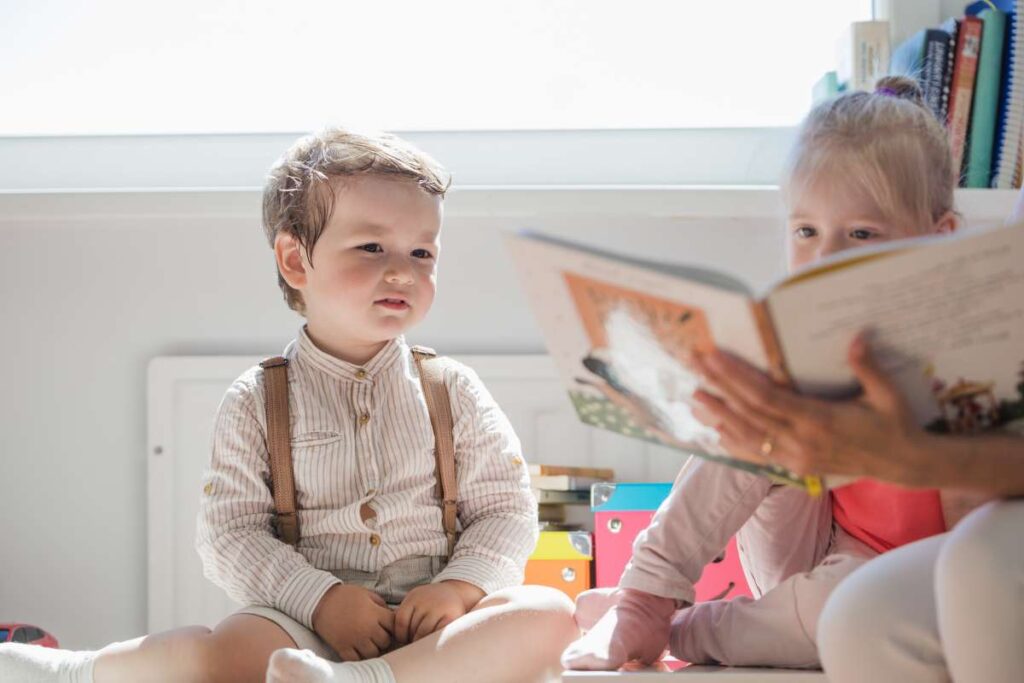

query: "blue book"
left=964, top=4, right=1008, bottom=187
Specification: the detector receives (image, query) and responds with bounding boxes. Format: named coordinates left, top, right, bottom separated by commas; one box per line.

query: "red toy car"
left=0, top=623, right=59, bottom=648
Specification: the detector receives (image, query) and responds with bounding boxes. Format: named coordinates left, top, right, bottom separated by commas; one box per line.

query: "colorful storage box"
left=591, top=482, right=752, bottom=601
left=525, top=530, right=593, bottom=600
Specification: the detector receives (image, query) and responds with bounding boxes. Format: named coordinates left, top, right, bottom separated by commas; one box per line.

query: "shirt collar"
left=294, top=326, right=406, bottom=382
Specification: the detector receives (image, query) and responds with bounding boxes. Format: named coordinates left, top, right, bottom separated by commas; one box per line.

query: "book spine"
left=966, top=8, right=1007, bottom=188
left=922, top=29, right=951, bottom=120
left=939, top=22, right=958, bottom=123
left=838, top=21, right=891, bottom=91
left=948, top=17, right=984, bottom=184
left=748, top=300, right=823, bottom=497
left=749, top=300, right=792, bottom=387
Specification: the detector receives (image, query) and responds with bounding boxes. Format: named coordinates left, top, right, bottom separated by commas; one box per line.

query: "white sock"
left=267, top=649, right=396, bottom=683
left=0, top=643, right=96, bottom=683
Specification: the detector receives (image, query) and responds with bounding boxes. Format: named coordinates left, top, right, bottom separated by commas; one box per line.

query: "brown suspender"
left=409, top=346, right=459, bottom=558
left=259, top=357, right=301, bottom=546
left=259, top=348, right=459, bottom=557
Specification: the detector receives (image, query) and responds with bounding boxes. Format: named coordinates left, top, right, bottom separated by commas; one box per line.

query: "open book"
left=507, top=223, right=1024, bottom=493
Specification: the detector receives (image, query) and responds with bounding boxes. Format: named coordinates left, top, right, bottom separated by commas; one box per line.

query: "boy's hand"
left=312, top=584, right=395, bottom=661
left=394, top=580, right=484, bottom=644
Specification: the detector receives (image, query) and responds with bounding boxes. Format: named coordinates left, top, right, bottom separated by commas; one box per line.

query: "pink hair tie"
left=876, top=87, right=899, bottom=97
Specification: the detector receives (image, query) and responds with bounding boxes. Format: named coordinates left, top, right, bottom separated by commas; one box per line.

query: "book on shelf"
left=532, top=489, right=591, bottom=505
left=507, top=223, right=1024, bottom=495
left=991, top=0, right=1024, bottom=189
left=527, top=463, right=615, bottom=479
left=890, top=27, right=954, bottom=121
left=947, top=15, right=984, bottom=181
left=530, top=474, right=612, bottom=491
left=837, top=21, right=891, bottom=92
left=965, top=4, right=1007, bottom=187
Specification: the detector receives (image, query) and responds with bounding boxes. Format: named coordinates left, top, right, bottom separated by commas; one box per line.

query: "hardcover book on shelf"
left=890, top=27, right=954, bottom=121
left=837, top=21, right=891, bottom=92
left=947, top=15, right=984, bottom=182
left=527, top=464, right=615, bottom=479
left=964, top=4, right=1007, bottom=187
left=507, top=224, right=1024, bottom=494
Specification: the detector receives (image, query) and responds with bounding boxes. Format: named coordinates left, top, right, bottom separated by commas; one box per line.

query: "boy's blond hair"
left=262, top=127, right=451, bottom=314
left=783, top=75, right=956, bottom=232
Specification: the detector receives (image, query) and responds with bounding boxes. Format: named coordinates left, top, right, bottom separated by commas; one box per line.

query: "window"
left=0, top=629, right=8, bottom=642
left=11, top=628, right=28, bottom=643
left=3, top=1, right=871, bottom=136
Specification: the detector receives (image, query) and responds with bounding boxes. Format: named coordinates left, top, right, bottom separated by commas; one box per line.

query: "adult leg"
left=937, top=499, right=1024, bottom=683
left=0, top=614, right=297, bottom=683
left=267, top=584, right=578, bottom=683
left=817, top=534, right=950, bottom=683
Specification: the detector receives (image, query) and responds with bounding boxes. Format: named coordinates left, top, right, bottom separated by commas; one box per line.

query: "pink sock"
left=561, top=588, right=678, bottom=670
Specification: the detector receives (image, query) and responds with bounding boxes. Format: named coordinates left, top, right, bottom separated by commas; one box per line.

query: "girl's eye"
left=794, top=226, right=817, bottom=239
left=411, top=248, right=434, bottom=259
left=359, top=243, right=383, bottom=253
left=850, top=229, right=876, bottom=240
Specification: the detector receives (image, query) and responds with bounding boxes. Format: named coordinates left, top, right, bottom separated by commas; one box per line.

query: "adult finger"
left=693, top=389, right=788, bottom=456
left=339, top=647, right=360, bottom=662
left=848, top=334, right=907, bottom=415
left=697, top=350, right=802, bottom=423
left=408, top=605, right=427, bottom=643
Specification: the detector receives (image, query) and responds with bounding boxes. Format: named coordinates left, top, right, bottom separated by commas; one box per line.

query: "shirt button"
left=359, top=413, right=371, bottom=425
left=355, top=369, right=367, bottom=380
left=366, top=488, right=377, bottom=497
left=369, top=534, right=381, bottom=546
left=203, top=483, right=213, bottom=495
left=511, top=456, right=523, bottom=466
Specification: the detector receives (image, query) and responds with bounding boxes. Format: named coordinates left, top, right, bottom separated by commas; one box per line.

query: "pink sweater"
left=832, top=480, right=946, bottom=553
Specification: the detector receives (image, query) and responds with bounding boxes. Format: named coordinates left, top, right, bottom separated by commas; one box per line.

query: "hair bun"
left=874, top=75, right=925, bottom=106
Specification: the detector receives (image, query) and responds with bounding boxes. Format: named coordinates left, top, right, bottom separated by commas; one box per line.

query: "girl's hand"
left=691, top=334, right=931, bottom=486
left=394, top=580, right=481, bottom=644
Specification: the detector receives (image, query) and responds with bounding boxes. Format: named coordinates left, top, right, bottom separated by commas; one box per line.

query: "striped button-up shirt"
left=196, top=327, right=538, bottom=629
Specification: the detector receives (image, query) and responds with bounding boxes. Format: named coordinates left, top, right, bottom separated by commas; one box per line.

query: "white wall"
left=0, top=186, right=1015, bottom=649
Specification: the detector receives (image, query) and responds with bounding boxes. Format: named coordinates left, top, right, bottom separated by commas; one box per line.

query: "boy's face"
left=277, top=175, right=442, bottom=363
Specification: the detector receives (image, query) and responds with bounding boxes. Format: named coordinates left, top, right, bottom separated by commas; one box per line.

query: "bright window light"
left=2, top=1, right=871, bottom=136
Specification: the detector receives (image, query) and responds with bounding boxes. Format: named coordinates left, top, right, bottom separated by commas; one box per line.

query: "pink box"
left=593, top=509, right=752, bottom=601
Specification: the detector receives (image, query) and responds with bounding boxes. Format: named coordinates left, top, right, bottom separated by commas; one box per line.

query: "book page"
left=768, top=224, right=1024, bottom=433
left=507, top=231, right=813, bottom=487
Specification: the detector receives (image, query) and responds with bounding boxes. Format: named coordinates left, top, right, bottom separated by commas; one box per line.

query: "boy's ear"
left=934, top=210, right=958, bottom=234
left=275, top=233, right=308, bottom=290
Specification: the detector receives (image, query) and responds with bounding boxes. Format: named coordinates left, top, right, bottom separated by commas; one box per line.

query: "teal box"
left=590, top=482, right=672, bottom=512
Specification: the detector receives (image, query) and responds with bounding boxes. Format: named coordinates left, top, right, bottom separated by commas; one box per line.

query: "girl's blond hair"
left=783, top=75, right=956, bottom=232
left=262, top=127, right=451, bottom=314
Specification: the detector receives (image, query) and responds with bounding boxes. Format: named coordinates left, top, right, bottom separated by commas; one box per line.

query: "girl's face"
left=786, top=178, right=956, bottom=272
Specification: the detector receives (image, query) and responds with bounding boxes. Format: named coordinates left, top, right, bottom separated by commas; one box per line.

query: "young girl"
left=0, top=129, right=577, bottom=683
left=562, top=75, right=967, bottom=671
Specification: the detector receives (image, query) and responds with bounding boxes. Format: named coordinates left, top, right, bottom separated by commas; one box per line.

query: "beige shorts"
left=237, top=555, right=446, bottom=662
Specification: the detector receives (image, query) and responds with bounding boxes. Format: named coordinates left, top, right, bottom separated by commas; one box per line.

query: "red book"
left=948, top=16, right=984, bottom=182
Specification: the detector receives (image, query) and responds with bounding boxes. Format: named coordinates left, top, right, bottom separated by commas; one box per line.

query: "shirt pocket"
left=291, top=430, right=343, bottom=448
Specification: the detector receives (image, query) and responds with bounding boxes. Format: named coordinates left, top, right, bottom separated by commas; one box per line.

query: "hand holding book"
left=688, top=333, right=928, bottom=486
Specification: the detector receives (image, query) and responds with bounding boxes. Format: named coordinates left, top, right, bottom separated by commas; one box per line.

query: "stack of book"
left=528, top=464, right=614, bottom=531
left=836, top=1, right=1024, bottom=189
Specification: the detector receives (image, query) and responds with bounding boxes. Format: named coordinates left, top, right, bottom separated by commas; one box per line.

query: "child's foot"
left=0, top=643, right=95, bottom=683
left=266, top=648, right=396, bottom=683
left=560, top=588, right=678, bottom=670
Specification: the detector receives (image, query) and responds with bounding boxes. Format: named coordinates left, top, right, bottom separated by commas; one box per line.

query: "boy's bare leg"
left=268, top=585, right=578, bottom=683
left=92, top=614, right=295, bottom=683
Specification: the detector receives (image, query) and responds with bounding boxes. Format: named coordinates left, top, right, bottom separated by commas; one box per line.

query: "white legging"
left=817, top=499, right=1024, bottom=683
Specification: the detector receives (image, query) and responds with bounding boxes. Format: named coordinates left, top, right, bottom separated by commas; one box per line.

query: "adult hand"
left=393, top=580, right=482, bottom=645
left=690, top=334, right=931, bottom=486
left=312, top=584, right=395, bottom=661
